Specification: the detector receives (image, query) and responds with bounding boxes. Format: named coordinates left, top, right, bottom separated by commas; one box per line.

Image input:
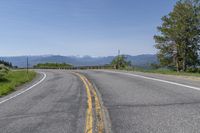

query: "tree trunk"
left=182, top=46, right=187, bottom=72
left=176, top=58, right=180, bottom=72
left=182, top=59, right=187, bottom=72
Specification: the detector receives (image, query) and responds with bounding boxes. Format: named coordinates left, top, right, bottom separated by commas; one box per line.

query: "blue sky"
left=0, top=0, right=176, bottom=57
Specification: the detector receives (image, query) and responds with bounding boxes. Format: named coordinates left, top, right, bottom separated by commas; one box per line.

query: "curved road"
left=0, top=70, right=87, bottom=133
left=0, top=69, right=200, bottom=133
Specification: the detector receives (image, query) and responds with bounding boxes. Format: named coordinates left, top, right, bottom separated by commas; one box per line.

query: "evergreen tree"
left=154, top=0, right=200, bottom=71
left=0, top=60, right=13, bottom=68
left=0, top=64, right=9, bottom=80
left=111, top=55, right=131, bottom=69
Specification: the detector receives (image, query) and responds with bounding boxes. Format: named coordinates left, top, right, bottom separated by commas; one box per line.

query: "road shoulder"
left=0, top=71, right=44, bottom=104
left=96, top=70, right=200, bottom=89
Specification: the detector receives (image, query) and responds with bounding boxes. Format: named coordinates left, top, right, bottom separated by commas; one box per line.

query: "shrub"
left=0, top=64, right=9, bottom=80
left=186, top=67, right=200, bottom=73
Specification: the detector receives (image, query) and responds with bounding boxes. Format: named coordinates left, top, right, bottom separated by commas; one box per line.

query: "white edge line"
left=99, top=70, right=200, bottom=91
left=0, top=72, right=47, bottom=105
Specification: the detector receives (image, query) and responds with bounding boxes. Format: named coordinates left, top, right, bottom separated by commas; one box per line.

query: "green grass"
left=0, top=70, right=36, bottom=96
left=134, top=68, right=200, bottom=77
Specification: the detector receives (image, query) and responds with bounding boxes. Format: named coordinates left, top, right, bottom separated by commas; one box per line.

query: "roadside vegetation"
left=134, top=67, right=200, bottom=77
left=0, top=64, right=9, bottom=80
left=154, top=0, right=200, bottom=72
left=0, top=60, right=13, bottom=68
left=110, top=55, right=133, bottom=70
left=0, top=70, right=36, bottom=96
left=109, top=0, right=200, bottom=77
left=34, top=63, right=73, bottom=69
left=0, top=61, right=36, bottom=96
left=0, top=60, right=18, bottom=69
left=142, top=0, right=200, bottom=77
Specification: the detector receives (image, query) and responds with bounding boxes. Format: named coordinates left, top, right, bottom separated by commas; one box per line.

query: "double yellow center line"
left=74, top=73, right=105, bottom=133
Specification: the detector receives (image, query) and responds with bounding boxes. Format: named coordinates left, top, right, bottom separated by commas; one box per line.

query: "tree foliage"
left=0, top=64, right=9, bottom=80
left=0, top=60, right=12, bottom=68
left=34, top=63, right=73, bottom=69
left=154, top=0, right=200, bottom=72
left=111, top=55, right=131, bottom=69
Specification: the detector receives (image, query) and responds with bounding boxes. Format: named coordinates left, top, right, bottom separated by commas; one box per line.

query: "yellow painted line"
left=84, top=77, right=105, bottom=133
left=74, top=72, right=105, bottom=133
left=74, top=73, right=93, bottom=133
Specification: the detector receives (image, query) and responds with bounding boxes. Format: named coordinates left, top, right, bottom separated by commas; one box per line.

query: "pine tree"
left=154, top=0, right=200, bottom=71
left=111, top=55, right=131, bottom=69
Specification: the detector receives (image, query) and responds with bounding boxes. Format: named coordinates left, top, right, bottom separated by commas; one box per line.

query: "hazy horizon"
left=0, top=53, right=156, bottom=58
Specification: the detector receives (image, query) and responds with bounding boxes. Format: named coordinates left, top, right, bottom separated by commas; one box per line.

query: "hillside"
left=0, top=54, right=158, bottom=68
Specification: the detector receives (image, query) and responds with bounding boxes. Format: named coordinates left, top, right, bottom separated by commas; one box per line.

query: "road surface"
left=0, top=70, right=87, bottom=133
left=0, top=69, right=200, bottom=133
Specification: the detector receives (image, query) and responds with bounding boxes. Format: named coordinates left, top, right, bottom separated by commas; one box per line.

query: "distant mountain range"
left=0, top=54, right=158, bottom=68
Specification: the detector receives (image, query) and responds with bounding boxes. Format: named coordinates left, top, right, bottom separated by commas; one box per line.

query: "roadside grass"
left=0, top=70, right=36, bottom=97
left=134, top=68, right=200, bottom=77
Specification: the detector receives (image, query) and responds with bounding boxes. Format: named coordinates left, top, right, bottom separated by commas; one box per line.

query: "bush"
left=186, top=67, right=200, bottom=73
left=0, top=64, right=9, bottom=80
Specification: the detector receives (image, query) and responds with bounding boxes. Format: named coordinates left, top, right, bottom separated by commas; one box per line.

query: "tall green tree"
left=154, top=0, right=200, bottom=71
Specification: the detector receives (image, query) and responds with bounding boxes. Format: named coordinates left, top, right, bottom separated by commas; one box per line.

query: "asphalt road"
left=0, top=69, right=200, bottom=133
left=82, top=70, right=200, bottom=133
left=0, top=70, right=87, bottom=133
